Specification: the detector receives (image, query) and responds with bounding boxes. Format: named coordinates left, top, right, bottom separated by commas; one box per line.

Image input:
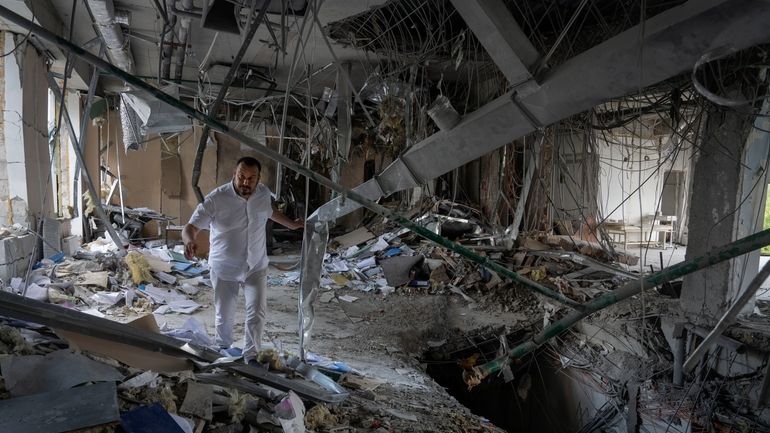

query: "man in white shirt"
left=182, top=156, right=302, bottom=364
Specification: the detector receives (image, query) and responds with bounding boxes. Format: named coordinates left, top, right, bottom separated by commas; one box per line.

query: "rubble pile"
left=0, top=224, right=505, bottom=432
left=311, top=199, right=642, bottom=320
left=0, top=238, right=389, bottom=432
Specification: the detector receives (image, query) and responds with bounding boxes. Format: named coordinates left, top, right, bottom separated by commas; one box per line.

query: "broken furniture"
left=102, top=205, right=175, bottom=242
left=605, top=219, right=673, bottom=250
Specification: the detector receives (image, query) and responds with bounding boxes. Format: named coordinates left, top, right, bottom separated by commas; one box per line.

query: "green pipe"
left=467, top=227, right=770, bottom=386
left=0, top=5, right=582, bottom=310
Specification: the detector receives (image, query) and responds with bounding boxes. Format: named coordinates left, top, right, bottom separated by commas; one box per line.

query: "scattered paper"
left=370, top=237, right=389, bottom=252
left=142, top=284, right=188, bottom=304
left=10, top=277, right=23, bottom=291
left=326, top=259, right=349, bottom=273
left=154, top=271, right=177, bottom=285
left=118, top=371, right=160, bottom=390
left=91, top=291, right=124, bottom=306
left=154, top=299, right=202, bottom=315
left=160, top=318, right=213, bottom=347
left=179, top=283, right=199, bottom=296
left=81, top=308, right=106, bottom=318
left=338, top=295, right=358, bottom=303
left=22, top=283, right=48, bottom=302
left=356, top=256, right=376, bottom=270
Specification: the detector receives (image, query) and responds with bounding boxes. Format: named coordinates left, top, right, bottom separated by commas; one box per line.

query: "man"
left=183, top=156, right=302, bottom=365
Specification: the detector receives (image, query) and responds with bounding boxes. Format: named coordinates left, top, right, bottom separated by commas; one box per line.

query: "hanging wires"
left=0, top=27, right=31, bottom=58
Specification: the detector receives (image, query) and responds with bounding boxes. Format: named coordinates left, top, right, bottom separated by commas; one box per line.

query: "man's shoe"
left=220, top=347, right=242, bottom=357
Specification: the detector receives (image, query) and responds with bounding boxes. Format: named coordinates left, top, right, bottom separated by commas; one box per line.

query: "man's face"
left=233, top=163, right=260, bottom=198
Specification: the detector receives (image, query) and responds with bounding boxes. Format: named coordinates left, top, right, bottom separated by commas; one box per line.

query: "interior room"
left=1, top=0, right=770, bottom=432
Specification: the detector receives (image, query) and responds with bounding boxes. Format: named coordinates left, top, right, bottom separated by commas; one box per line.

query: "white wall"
left=2, top=34, right=30, bottom=226
left=597, top=134, right=692, bottom=227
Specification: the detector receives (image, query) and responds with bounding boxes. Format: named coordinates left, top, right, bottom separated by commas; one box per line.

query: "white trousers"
left=211, top=268, right=268, bottom=361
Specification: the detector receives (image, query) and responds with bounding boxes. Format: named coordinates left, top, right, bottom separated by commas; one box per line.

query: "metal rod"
left=191, top=3, right=270, bottom=203
left=468, top=227, right=770, bottom=385
left=672, top=324, right=686, bottom=387
left=73, top=44, right=105, bottom=219
left=535, top=0, right=589, bottom=74
left=310, top=0, right=376, bottom=128
left=682, top=261, right=770, bottom=372
left=0, top=4, right=583, bottom=310
left=45, top=72, right=124, bottom=253
left=276, top=0, right=314, bottom=198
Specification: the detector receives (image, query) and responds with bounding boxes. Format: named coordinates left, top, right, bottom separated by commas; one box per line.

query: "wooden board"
left=333, top=227, right=376, bottom=249
left=0, top=381, right=119, bottom=433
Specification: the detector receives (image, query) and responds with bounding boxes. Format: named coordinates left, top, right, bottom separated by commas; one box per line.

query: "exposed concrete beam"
left=313, top=0, right=770, bottom=222
left=449, top=0, right=539, bottom=89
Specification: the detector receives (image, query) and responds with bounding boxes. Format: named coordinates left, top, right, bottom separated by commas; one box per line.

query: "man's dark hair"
left=236, top=156, right=261, bottom=171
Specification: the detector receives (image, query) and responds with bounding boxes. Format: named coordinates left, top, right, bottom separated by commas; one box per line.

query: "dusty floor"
left=144, top=254, right=529, bottom=432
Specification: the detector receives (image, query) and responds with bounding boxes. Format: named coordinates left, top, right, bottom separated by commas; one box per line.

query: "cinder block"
left=0, top=233, right=35, bottom=284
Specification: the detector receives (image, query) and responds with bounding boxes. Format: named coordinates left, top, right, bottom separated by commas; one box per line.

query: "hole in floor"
left=423, top=327, right=587, bottom=433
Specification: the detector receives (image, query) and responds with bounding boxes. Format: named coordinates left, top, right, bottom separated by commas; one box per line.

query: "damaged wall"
left=85, top=111, right=291, bottom=239
left=0, top=32, right=44, bottom=227
left=19, top=39, right=53, bottom=226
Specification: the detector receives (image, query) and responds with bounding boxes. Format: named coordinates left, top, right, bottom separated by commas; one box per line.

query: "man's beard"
left=239, top=187, right=252, bottom=196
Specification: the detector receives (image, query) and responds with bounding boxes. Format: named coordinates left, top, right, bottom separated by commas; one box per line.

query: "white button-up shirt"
left=188, top=182, right=273, bottom=280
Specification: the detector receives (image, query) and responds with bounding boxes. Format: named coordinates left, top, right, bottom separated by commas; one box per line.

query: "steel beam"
left=449, top=0, right=539, bottom=89
left=312, top=0, right=770, bottom=223
left=72, top=44, right=105, bottom=218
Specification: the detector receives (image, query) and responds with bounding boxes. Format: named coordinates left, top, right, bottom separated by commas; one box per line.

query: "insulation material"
left=119, top=93, right=145, bottom=151
left=121, top=85, right=191, bottom=137
left=125, top=251, right=154, bottom=284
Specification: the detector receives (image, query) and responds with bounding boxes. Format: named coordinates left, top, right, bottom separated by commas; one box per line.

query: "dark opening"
left=364, top=159, right=376, bottom=181
left=423, top=327, right=579, bottom=433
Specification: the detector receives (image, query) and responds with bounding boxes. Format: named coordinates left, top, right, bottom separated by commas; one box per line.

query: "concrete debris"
left=0, top=196, right=736, bottom=433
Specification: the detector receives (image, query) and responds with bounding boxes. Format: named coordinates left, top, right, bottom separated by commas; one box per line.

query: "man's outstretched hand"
left=184, top=240, right=198, bottom=260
